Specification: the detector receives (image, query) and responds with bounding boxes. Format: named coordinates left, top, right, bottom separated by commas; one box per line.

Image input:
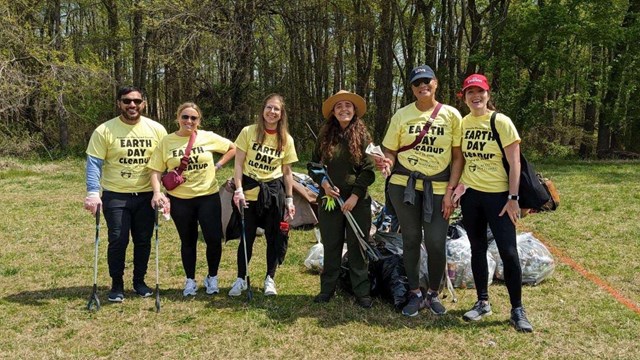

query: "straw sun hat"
left=322, top=90, right=366, bottom=120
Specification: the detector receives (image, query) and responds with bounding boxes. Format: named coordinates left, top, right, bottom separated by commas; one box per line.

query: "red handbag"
left=161, top=131, right=196, bottom=191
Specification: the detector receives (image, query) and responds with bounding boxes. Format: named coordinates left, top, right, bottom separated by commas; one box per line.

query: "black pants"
left=388, top=184, right=448, bottom=292
left=318, top=196, right=371, bottom=297
left=461, top=188, right=522, bottom=308
left=102, top=191, right=154, bottom=284
left=169, top=192, right=223, bottom=279
left=236, top=200, right=281, bottom=279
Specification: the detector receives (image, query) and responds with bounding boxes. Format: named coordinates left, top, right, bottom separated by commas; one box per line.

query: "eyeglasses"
left=120, top=98, right=144, bottom=105
left=181, top=114, right=199, bottom=121
left=264, top=105, right=281, bottom=112
left=411, top=78, right=432, bottom=87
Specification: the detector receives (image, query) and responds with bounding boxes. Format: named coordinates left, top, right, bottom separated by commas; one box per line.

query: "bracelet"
left=215, top=163, right=222, bottom=170
left=446, top=186, right=455, bottom=191
left=234, top=187, right=243, bottom=194
left=285, top=197, right=294, bottom=206
left=507, top=194, right=520, bottom=201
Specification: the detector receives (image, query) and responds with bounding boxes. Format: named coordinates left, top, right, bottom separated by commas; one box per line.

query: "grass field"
left=0, top=157, right=638, bottom=359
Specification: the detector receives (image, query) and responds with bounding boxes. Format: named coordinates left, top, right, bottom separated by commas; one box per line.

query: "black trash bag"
left=225, top=203, right=242, bottom=242
left=371, top=253, right=410, bottom=311
left=339, top=250, right=410, bottom=311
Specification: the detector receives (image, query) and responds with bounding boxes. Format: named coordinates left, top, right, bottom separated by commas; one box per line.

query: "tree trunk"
left=103, top=0, right=121, bottom=85
left=374, top=0, right=395, bottom=144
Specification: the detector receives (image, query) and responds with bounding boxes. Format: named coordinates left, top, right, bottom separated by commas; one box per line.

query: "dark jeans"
left=461, top=188, right=522, bottom=308
left=102, top=191, right=154, bottom=285
left=236, top=200, right=282, bottom=279
left=169, top=192, right=223, bottom=279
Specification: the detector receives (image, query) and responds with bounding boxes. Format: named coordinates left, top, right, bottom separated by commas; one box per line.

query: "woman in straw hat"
left=375, top=65, right=463, bottom=317
left=309, top=90, right=375, bottom=308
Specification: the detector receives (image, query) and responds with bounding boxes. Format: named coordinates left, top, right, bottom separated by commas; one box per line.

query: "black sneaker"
left=356, top=296, right=373, bottom=309
left=401, top=292, right=424, bottom=317
left=313, top=293, right=333, bottom=303
left=108, top=278, right=125, bottom=302
left=426, top=292, right=447, bottom=315
left=510, top=307, right=534, bottom=333
left=463, top=300, right=492, bottom=321
left=133, top=282, right=153, bottom=297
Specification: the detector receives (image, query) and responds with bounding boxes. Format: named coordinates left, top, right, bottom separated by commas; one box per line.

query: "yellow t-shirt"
left=460, top=112, right=521, bottom=193
left=86, top=116, right=167, bottom=193
left=382, top=103, right=462, bottom=194
left=235, top=125, right=298, bottom=201
left=147, top=130, right=232, bottom=199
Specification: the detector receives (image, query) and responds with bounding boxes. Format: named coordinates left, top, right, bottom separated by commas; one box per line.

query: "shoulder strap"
left=490, top=112, right=511, bottom=173
left=176, top=131, right=197, bottom=173
left=489, top=112, right=506, bottom=158
left=397, top=102, right=443, bottom=153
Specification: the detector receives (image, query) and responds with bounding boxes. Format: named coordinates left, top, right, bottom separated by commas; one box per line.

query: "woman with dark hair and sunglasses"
left=375, top=65, right=463, bottom=317
left=309, top=90, right=376, bottom=308
left=230, top=94, right=298, bottom=297
left=458, top=74, right=533, bottom=332
left=148, top=102, right=236, bottom=297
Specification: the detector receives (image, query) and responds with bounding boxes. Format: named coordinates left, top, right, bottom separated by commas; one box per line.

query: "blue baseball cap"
left=409, top=65, right=436, bottom=84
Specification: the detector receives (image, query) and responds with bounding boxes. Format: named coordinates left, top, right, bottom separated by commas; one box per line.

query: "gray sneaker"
left=463, top=300, right=492, bottom=321
left=510, top=307, right=534, bottom=333
left=401, top=292, right=424, bottom=317
left=426, top=292, right=447, bottom=315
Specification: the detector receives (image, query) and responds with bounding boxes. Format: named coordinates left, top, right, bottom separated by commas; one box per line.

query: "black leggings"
left=461, top=188, right=522, bottom=308
left=236, top=200, right=281, bottom=279
left=169, top=193, right=223, bottom=279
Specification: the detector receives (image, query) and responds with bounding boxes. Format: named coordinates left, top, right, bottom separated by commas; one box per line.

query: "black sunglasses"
left=120, top=98, right=144, bottom=105
left=411, top=78, right=432, bottom=87
left=181, top=115, right=199, bottom=121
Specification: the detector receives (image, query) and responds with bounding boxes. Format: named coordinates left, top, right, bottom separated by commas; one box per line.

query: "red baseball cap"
left=461, top=74, right=490, bottom=93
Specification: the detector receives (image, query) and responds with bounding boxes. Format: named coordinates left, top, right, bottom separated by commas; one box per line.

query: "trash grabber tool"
left=87, top=205, right=101, bottom=311
left=239, top=200, right=253, bottom=302
left=154, top=205, right=161, bottom=313
left=308, top=162, right=380, bottom=262
left=439, top=264, right=458, bottom=303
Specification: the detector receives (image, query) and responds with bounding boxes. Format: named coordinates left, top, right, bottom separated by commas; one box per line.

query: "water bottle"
left=279, top=221, right=289, bottom=236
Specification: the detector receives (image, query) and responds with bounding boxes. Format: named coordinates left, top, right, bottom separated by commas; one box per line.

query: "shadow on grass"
left=3, top=286, right=511, bottom=331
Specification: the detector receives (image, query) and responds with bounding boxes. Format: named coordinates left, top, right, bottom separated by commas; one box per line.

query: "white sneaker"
left=204, top=275, right=219, bottom=294
left=264, top=275, right=277, bottom=296
left=183, top=278, right=197, bottom=297
left=228, top=278, right=247, bottom=297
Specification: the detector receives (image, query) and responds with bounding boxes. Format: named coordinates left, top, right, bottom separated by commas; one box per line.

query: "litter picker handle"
left=95, top=205, right=101, bottom=227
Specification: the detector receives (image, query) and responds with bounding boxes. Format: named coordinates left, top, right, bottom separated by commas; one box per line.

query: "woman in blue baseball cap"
left=375, top=65, right=464, bottom=317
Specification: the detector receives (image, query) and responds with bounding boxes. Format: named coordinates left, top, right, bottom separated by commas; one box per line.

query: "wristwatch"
left=507, top=194, right=520, bottom=201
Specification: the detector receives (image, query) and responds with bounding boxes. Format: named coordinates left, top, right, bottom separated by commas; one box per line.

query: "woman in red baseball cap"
left=458, top=73, right=533, bottom=332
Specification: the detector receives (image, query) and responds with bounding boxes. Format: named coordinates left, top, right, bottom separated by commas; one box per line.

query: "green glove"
left=322, top=195, right=336, bottom=211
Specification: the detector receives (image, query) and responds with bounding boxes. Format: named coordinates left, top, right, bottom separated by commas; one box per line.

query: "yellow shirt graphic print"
left=235, top=125, right=298, bottom=182
left=382, top=103, right=462, bottom=194
left=86, top=116, right=167, bottom=193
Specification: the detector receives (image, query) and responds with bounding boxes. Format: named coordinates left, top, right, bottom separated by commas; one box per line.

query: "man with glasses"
left=84, top=86, right=167, bottom=302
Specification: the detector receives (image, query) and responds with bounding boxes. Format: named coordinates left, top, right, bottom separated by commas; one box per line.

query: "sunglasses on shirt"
left=120, top=98, right=144, bottom=105
left=411, top=78, right=432, bottom=87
